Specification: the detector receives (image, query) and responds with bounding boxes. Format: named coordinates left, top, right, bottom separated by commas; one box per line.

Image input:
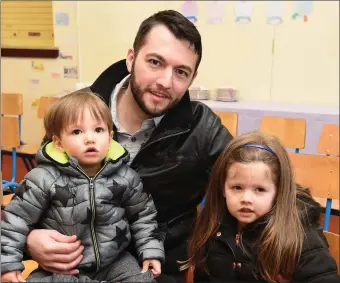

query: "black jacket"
left=82, top=59, right=232, bottom=255
left=194, top=191, right=339, bottom=283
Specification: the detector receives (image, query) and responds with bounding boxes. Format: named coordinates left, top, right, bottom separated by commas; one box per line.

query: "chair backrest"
left=260, top=116, right=306, bottom=149
left=318, top=124, right=339, bottom=156
left=214, top=111, right=238, bottom=137
left=1, top=93, right=23, bottom=115
left=289, top=153, right=339, bottom=201
left=38, top=96, right=59, bottom=119
left=323, top=231, right=340, bottom=272
left=1, top=116, right=20, bottom=148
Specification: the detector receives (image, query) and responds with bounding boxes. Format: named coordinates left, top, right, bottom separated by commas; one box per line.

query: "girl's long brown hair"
left=187, top=132, right=305, bottom=282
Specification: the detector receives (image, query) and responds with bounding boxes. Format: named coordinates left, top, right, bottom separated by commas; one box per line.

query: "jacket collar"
left=90, top=59, right=194, bottom=136
left=37, top=140, right=129, bottom=178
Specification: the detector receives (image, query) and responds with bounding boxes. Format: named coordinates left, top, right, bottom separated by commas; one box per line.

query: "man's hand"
left=27, top=229, right=84, bottom=275
left=141, top=259, right=161, bottom=278
left=1, top=271, right=25, bottom=282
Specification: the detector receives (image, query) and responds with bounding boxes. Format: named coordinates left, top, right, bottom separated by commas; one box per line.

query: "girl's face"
left=223, top=162, right=277, bottom=230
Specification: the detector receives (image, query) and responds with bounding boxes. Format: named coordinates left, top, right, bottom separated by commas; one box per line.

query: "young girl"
left=186, top=132, right=339, bottom=283
left=1, top=92, right=164, bottom=283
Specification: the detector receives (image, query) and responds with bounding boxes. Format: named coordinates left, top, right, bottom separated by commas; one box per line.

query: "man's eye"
left=95, top=127, right=104, bottom=133
left=176, top=69, right=188, bottom=78
left=149, top=59, right=160, bottom=66
left=72, top=129, right=81, bottom=135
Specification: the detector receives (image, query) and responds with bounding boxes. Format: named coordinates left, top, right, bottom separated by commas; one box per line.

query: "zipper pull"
left=90, top=177, right=94, bottom=189
left=235, top=233, right=240, bottom=247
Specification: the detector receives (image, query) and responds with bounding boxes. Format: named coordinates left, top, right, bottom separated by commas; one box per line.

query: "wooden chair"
left=289, top=153, right=339, bottom=270
left=214, top=111, right=238, bottom=137
left=324, top=231, right=340, bottom=271
left=260, top=116, right=306, bottom=152
left=318, top=124, right=339, bottom=156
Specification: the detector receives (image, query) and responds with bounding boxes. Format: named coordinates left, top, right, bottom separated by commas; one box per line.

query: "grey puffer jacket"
left=1, top=140, right=164, bottom=274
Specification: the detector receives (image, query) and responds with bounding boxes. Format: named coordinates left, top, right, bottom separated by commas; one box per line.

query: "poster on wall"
left=234, top=1, right=253, bottom=24
left=180, top=1, right=198, bottom=24
left=292, top=1, right=313, bottom=22
left=31, top=60, right=45, bottom=71
left=266, top=1, right=284, bottom=25
left=55, top=12, right=70, bottom=26
left=64, top=66, right=78, bottom=79
left=29, top=78, right=40, bottom=89
left=206, top=1, right=225, bottom=24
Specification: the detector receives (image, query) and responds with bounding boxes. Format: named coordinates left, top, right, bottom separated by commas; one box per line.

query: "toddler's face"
left=55, top=107, right=112, bottom=175
left=223, top=161, right=277, bottom=230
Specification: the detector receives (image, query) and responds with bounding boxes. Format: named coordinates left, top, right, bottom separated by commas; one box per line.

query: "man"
left=25, top=10, right=233, bottom=283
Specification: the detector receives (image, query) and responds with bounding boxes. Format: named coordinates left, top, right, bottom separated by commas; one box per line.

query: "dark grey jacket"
left=1, top=140, right=164, bottom=274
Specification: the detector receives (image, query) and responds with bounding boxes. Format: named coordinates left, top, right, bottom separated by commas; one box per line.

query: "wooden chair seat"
left=2, top=144, right=40, bottom=155
left=1, top=193, right=14, bottom=207
left=22, top=260, right=39, bottom=279
left=323, top=232, right=340, bottom=272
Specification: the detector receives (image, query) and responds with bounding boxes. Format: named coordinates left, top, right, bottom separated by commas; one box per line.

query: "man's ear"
left=52, top=135, right=65, bottom=153
left=126, top=48, right=135, bottom=73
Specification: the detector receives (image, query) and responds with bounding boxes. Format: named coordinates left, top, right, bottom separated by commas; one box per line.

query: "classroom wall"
left=1, top=1, right=339, bottom=145
left=77, top=1, right=339, bottom=105
left=1, top=1, right=79, bottom=145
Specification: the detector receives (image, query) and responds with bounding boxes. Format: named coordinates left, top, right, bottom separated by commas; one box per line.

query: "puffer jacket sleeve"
left=292, top=226, right=340, bottom=283
left=1, top=167, right=53, bottom=274
left=122, top=168, right=165, bottom=263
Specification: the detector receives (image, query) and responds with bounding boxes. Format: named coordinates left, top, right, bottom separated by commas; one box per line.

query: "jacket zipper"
left=76, top=165, right=106, bottom=272
left=131, top=127, right=191, bottom=168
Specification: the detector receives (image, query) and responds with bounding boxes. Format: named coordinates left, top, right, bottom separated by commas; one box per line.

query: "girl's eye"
left=95, top=127, right=104, bottom=133
left=256, top=187, right=265, bottom=192
left=233, top=186, right=242, bottom=191
left=72, top=129, right=81, bottom=135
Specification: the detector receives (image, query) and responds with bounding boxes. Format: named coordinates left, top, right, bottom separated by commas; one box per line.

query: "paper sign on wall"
left=292, top=1, right=313, bottom=22
left=59, top=51, right=73, bottom=60
left=266, top=1, right=284, bottom=25
left=64, top=66, right=78, bottom=79
left=206, top=1, right=225, bottom=24
left=181, top=1, right=198, bottom=23
left=235, top=1, right=253, bottom=24
left=31, top=60, right=44, bottom=71
left=51, top=72, right=61, bottom=79
left=55, top=12, right=70, bottom=26
left=29, top=79, right=40, bottom=88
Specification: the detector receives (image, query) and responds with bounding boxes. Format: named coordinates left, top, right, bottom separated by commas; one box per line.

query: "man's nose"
left=156, top=69, right=172, bottom=89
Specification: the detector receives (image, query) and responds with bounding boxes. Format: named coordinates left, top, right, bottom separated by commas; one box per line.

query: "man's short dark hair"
left=133, top=10, right=202, bottom=72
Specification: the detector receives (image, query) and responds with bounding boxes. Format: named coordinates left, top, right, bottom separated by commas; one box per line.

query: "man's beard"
left=130, top=65, right=179, bottom=118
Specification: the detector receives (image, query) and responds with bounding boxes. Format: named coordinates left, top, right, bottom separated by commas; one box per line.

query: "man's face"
left=127, top=24, right=198, bottom=117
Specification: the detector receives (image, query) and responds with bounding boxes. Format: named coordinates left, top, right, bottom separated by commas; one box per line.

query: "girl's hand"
left=1, top=271, right=25, bottom=282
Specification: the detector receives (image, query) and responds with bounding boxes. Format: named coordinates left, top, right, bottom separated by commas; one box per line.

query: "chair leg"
left=21, top=157, right=32, bottom=172
left=323, top=198, right=332, bottom=231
